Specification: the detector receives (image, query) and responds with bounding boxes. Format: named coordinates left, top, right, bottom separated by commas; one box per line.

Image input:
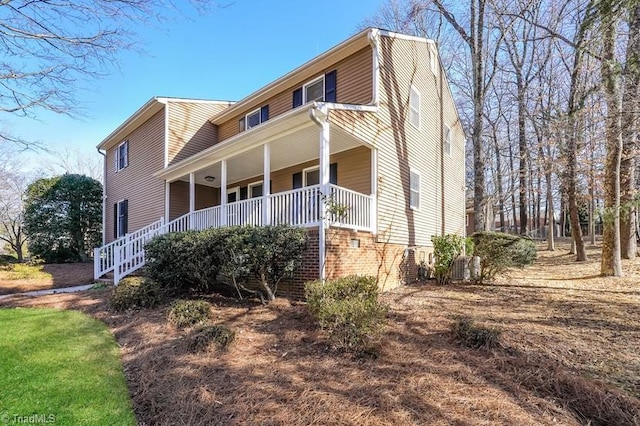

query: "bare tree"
left=0, top=149, right=29, bottom=261
left=0, top=0, right=211, bottom=147
left=40, top=147, right=104, bottom=183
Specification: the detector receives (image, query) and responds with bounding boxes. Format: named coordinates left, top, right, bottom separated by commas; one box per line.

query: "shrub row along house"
left=94, top=28, right=466, bottom=296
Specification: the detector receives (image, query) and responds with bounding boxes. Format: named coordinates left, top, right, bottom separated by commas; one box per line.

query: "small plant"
left=90, top=282, right=111, bottom=290
left=305, top=275, right=388, bottom=354
left=168, top=299, right=212, bottom=328
left=187, top=324, right=236, bottom=352
left=471, top=232, right=537, bottom=283
left=110, top=277, right=162, bottom=312
left=431, top=234, right=467, bottom=285
left=451, top=316, right=501, bottom=349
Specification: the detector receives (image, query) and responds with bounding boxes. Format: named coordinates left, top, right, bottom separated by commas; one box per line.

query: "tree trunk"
left=620, top=4, right=640, bottom=258
left=600, top=0, right=623, bottom=276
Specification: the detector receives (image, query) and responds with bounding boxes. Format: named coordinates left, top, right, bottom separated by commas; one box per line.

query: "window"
left=444, top=124, right=451, bottom=156
left=409, top=86, right=420, bottom=129
left=304, top=76, right=324, bottom=103
left=227, top=187, right=240, bottom=203
left=248, top=181, right=263, bottom=198
left=409, top=169, right=420, bottom=209
left=239, top=105, right=269, bottom=132
left=114, top=200, right=128, bottom=238
left=246, top=109, right=261, bottom=130
left=115, top=140, right=128, bottom=171
left=303, top=166, right=320, bottom=186
left=292, top=70, right=337, bottom=108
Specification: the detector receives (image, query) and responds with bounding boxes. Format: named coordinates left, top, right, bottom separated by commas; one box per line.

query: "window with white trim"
left=303, top=166, right=320, bottom=186
left=239, top=105, right=269, bottom=132
left=444, top=124, right=451, bottom=156
left=115, top=140, right=128, bottom=172
left=248, top=181, right=263, bottom=198
left=409, top=168, right=420, bottom=209
left=304, top=76, right=325, bottom=103
left=245, top=109, right=261, bottom=130
left=409, top=86, right=420, bottom=129
left=114, top=199, right=128, bottom=238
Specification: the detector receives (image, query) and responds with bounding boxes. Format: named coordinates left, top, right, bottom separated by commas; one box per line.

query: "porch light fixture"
left=204, top=175, right=215, bottom=183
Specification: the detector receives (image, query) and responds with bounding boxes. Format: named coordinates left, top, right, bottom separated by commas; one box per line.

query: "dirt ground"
left=0, top=263, right=95, bottom=295
left=1, top=241, right=639, bottom=425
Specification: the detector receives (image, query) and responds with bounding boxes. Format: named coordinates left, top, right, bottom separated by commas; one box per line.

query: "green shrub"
left=470, top=231, right=536, bottom=283
left=168, top=299, right=212, bottom=328
left=0, top=254, right=18, bottom=265
left=431, top=234, right=467, bottom=285
left=305, top=275, right=388, bottom=354
left=110, top=277, right=162, bottom=312
left=145, top=225, right=307, bottom=302
left=451, top=316, right=501, bottom=349
left=187, top=324, right=236, bottom=352
left=144, top=231, right=194, bottom=294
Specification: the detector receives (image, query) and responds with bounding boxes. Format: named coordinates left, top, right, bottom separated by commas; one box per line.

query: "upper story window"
left=304, top=77, right=324, bottom=103
left=444, top=124, right=451, bottom=156
left=239, top=105, right=270, bottom=132
left=409, top=86, right=420, bottom=129
left=409, top=168, right=420, bottom=210
left=115, top=140, right=129, bottom=172
left=293, top=70, right=337, bottom=108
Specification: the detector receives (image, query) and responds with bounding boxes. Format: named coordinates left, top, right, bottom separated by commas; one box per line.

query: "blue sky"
left=13, top=0, right=385, bottom=171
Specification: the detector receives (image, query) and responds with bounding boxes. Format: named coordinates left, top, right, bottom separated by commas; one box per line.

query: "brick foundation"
left=277, top=227, right=433, bottom=300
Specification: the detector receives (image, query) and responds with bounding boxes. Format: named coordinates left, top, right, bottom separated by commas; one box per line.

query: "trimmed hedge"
left=110, top=277, right=162, bottom=312
left=168, top=299, right=212, bottom=328
left=470, top=231, right=536, bottom=283
left=305, top=275, right=388, bottom=354
left=145, top=225, right=307, bottom=301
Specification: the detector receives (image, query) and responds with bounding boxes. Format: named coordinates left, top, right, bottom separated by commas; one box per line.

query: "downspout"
left=368, top=28, right=381, bottom=106
left=96, top=147, right=107, bottom=246
left=310, top=104, right=329, bottom=281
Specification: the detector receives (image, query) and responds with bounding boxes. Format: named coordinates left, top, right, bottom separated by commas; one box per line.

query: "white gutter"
left=368, top=28, right=381, bottom=106
left=96, top=147, right=107, bottom=245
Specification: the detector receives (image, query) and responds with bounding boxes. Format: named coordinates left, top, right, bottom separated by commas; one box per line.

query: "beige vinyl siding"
left=169, top=181, right=219, bottom=220
left=105, top=109, right=165, bottom=243
left=218, top=46, right=373, bottom=142
left=167, top=102, right=229, bottom=165
left=330, top=36, right=465, bottom=246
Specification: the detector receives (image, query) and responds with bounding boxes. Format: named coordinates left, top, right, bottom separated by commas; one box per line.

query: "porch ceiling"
left=165, top=109, right=370, bottom=187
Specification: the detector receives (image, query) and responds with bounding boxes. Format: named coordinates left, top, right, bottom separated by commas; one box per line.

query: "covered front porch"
left=160, top=104, right=378, bottom=234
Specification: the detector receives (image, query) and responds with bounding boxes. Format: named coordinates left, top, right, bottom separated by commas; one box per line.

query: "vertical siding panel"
left=328, top=36, right=465, bottom=246
left=105, top=109, right=165, bottom=243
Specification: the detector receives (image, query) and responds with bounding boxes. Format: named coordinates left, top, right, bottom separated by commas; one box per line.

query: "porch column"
left=263, top=143, right=271, bottom=225
left=164, top=181, right=170, bottom=223
left=370, top=148, right=378, bottom=234
left=188, top=172, right=195, bottom=230
left=318, top=114, right=330, bottom=281
left=189, top=172, right=195, bottom=213
left=220, top=160, right=227, bottom=226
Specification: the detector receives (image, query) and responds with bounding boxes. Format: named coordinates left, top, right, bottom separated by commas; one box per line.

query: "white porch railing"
left=98, top=185, right=374, bottom=283
left=93, top=217, right=165, bottom=280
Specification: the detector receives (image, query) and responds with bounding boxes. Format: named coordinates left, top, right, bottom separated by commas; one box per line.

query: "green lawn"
left=0, top=308, right=136, bottom=426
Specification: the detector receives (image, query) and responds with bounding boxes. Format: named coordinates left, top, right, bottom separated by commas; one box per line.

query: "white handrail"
left=102, top=184, right=374, bottom=284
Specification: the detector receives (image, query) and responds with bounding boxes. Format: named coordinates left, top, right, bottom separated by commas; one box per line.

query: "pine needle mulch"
left=1, top=241, right=638, bottom=425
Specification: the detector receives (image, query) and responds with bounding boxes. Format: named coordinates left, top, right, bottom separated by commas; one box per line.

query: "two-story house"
left=94, top=28, right=466, bottom=296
